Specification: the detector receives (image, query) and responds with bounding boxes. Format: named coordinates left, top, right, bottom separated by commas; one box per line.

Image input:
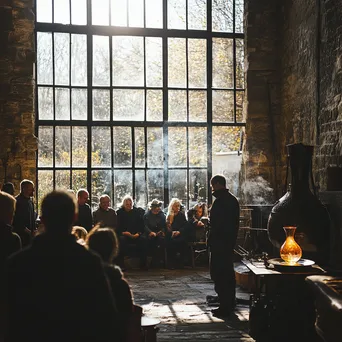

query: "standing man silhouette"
left=207, top=175, right=240, bottom=317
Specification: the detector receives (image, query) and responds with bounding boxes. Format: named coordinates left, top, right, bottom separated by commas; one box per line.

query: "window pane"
left=237, top=91, right=244, bottom=122
left=55, top=88, right=70, bottom=120
left=147, top=90, right=163, bottom=121
left=113, top=36, right=144, bottom=86
left=146, top=37, right=163, bottom=87
left=111, top=0, right=127, bottom=26
left=92, top=170, right=113, bottom=210
left=56, top=170, right=70, bottom=189
left=168, top=38, right=186, bottom=88
left=129, top=0, right=143, bottom=27
left=36, top=0, right=52, bottom=23
left=72, top=170, right=87, bottom=192
left=146, top=0, right=163, bottom=28
left=169, top=170, right=187, bottom=205
left=168, top=0, right=186, bottom=29
left=71, top=34, right=87, bottom=86
left=189, top=169, right=207, bottom=205
left=72, top=126, right=88, bottom=167
left=38, top=126, right=53, bottom=167
left=189, top=90, right=206, bottom=122
left=189, top=127, right=207, bottom=167
left=93, top=89, right=110, bottom=121
left=93, top=36, right=110, bottom=86
left=212, top=126, right=242, bottom=153
left=54, top=33, right=70, bottom=85
left=147, top=127, right=163, bottom=167
left=71, top=0, right=87, bottom=25
left=92, top=0, right=109, bottom=25
left=54, top=0, right=70, bottom=24
left=114, top=170, right=132, bottom=208
left=55, top=126, right=71, bottom=167
left=212, top=90, right=234, bottom=122
left=38, top=87, right=53, bottom=120
left=188, top=0, right=206, bottom=30
left=212, top=127, right=243, bottom=196
left=212, top=0, right=233, bottom=33
left=168, top=90, right=187, bottom=122
left=168, top=127, right=187, bottom=167
left=188, top=39, right=206, bottom=88
left=236, top=39, right=245, bottom=89
left=213, top=38, right=234, bottom=88
left=92, top=127, right=112, bottom=167
left=71, top=89, right=87, bottom=120
left=147, top=170, right=164, bottom=204
left=113, top=89, right=144, bottom=121
left=37, top=32, right=53, bottom=85
left=38, top=171, right=53, bottom=209
left=135, top=170, right=147, bottom=208
left=135, top=128, right=145, bottom=167
left=113, top=127, right=132, bottom=167
left=235, top=0, right=244, bottom=33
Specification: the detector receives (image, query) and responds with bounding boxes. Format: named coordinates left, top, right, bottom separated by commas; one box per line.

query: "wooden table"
left=242, top=258, right=325, bottom=342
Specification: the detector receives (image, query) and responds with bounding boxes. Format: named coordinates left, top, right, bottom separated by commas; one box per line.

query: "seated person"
left=0, top=191, right=21, bottom=271
left=86, top=226, right=134, bottom=341
left=166, top=198, right=188, bottom=268
left=93, top=194, right=117, bottom=230
left=116, top=196, right=148, bottom=270
left=187, top=202, right=209, bottom=242
left=143, top=199, right=167, bottom=262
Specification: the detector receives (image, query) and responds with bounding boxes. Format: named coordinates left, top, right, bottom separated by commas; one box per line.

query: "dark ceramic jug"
left=267, top=143, right=330, bottom=264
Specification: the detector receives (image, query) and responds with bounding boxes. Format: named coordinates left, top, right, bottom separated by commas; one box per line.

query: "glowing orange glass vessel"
left=280, top=226, right=302, bottom=264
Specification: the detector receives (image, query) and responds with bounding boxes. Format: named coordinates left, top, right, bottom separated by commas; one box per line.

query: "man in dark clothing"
left=4, top=190, right=119, bottom=342
left=144, top=199, right=167, bottom=265
left=74, top=188, right=93, bottom=232
left=12, top=179, right=36, bottom=247
left=93, top=194, right=117, bottom=229
left=207, top=175, right=240, bottom=317
left=116, top=196, right=148, bottom=269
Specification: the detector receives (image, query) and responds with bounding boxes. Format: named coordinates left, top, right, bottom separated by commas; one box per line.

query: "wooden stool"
left=141, top=316, right=160, bottom=342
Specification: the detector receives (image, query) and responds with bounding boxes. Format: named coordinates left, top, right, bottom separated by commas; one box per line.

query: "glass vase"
left=280, top=226, right=302, bottom=264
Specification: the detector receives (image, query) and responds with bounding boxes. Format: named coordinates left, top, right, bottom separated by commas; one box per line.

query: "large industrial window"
left=35, top=0, right=245, bottom=209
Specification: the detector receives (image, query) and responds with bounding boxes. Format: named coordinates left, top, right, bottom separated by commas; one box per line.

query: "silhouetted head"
left=41, top=190, right=78, bottom=235
left=77, top=189, right=89, bottom=206
left=210, top=174, right=226, bottom=193
left=20, top=179, right=34, bottom=198
left=1, top=182, right=15, bottom=196
left=86, top=226, right=119, bottom=262
left=0, top=191, right=16, bottom=225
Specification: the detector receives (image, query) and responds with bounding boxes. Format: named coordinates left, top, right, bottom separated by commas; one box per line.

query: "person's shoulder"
left=116, top=207, right=124, bottom=214
left=93, top=207, right=100, bottom=214
left=108, top=207, right=117, bottom=214
left=104, top=263, right=123, bottom=280
left=6, top=244, right=32, bottom=269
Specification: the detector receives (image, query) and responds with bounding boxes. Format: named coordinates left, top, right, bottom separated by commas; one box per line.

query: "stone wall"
left=241, top=0, right=283, bottom=204
left=316, top=0, right=342, bottom=189
left=280, top=0, right=342, bottom=189
left=243, top=0, right=342, bottom=203
left=0, top=0, right=37, bottom=193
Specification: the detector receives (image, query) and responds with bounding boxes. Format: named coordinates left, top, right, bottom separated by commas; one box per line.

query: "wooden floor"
left=126, top=267, right=255, bottom=342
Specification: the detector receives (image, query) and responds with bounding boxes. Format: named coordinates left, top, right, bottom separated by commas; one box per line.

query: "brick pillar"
left=240, top=0, right=283, bottom=204
left=0, top=0, right=37, bottom=193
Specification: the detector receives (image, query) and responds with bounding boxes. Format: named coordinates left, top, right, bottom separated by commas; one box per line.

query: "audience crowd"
left=0, top=179, right=211, bottom=341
